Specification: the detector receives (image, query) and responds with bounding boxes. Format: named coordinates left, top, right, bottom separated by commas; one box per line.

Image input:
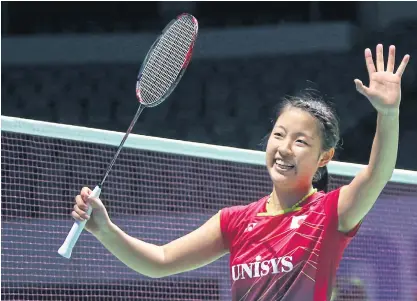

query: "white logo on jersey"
left=244, top=223, right=257, bottom=232
left=231, top=255, right=294, bottom=281
left=290, top=215, right=307, bottom=229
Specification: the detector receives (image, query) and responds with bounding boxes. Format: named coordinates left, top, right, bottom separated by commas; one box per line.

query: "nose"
left=278, top=139, right=293, bottom=157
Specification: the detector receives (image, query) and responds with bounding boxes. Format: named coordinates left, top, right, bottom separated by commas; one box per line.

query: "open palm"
left=354, top=44, right=410, bottom=114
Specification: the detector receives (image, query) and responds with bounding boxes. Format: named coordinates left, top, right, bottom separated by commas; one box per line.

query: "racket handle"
left=58, top=186, right=101, bottom=259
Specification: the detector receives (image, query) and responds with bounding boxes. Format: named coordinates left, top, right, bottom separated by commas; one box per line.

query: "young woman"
left=71, top=44, right=409, bottom=300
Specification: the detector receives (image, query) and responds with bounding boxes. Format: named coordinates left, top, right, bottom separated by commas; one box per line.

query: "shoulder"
left=219, top=196, right=268, bottom=241
left=323, top=187, right=343, bottom=212
left=220, top=196, right=267, bottom=221
left=311, top=187, right=343, bottom=211
left=300, top=188, right=345, bottom=223
left=315, top=186, right=361, bottom=237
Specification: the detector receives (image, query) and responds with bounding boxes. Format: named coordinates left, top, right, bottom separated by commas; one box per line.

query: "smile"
left=274, top=159, right=295, bottom=171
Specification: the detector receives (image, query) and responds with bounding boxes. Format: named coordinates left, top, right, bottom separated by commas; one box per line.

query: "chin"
left=268, top=167, right=295, bottom=186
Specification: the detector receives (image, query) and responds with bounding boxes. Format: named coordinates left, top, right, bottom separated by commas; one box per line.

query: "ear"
left=318, top=148, right=334, bottom=167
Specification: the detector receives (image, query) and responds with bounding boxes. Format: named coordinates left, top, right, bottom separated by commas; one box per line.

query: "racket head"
left=136, top=13, right=199, bottom=108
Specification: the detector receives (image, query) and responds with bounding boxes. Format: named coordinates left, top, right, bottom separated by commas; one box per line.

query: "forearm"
left=94, top=222, right=165, bottom=278
left=367, top=110, right=399, bottom=180
left=337, top=110, right=400, bottom=232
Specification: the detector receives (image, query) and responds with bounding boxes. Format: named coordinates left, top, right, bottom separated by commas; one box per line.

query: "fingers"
left=76, top=194, right=88, bottom=210
left=364, top=48, right=376, bottom=76
left=376, top=44, right=384, bottom=72
left=386, top=45, right=396, bottom=73
left=72, top=210, right=89, bottom=222
left=354, top=79, right=370, bottom=96
left=365, top=44, right=410, bottom=77
left=73, top=195, right=90, bottom=221
left=395, top=54, right=410, bottom=78
left=71, top=210, right=85, bottom=222
left=78, top=186, right=103, bottom=210
left=73, top=194, right=90, bottom=220
left=80, top=187, right=92, bottom=202
left=72, top=187, right=94, bottom=222
left=72, top=204, right=90, bottom=221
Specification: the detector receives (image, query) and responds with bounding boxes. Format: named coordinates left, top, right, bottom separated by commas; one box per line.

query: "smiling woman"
left=67, top=44, right=410, bottom=301
left=265, top=93, right=340, bottom=203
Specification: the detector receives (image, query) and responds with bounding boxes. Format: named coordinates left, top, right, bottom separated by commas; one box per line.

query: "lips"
left=274, top=159, right=295, bottom=171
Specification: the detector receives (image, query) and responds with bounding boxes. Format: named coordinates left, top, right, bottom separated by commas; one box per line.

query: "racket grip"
left=58, top=186, right=101, bottom=259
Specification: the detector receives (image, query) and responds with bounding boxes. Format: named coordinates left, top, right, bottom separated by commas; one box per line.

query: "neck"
left=270, top=183, right=314, bottom=212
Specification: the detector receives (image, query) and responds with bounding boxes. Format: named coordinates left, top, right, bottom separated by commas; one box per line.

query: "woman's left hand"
left=354, top=44, right=410, bottom=114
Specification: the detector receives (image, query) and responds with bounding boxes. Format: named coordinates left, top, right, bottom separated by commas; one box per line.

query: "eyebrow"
left=273, top=125, right=315, bottom=140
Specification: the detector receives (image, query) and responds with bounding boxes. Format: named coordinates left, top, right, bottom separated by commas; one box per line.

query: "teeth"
left=275, top=160, right=294, bottom=167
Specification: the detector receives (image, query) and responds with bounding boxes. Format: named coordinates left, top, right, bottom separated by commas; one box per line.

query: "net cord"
left=1, top=115, right=416, bottom=185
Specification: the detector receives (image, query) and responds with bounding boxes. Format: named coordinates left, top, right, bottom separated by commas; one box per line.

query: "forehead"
left=274, top=107, right=320, bottom=135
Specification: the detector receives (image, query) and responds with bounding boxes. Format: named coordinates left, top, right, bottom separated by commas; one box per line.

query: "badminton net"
left=1, top=115, right=416, bottom=301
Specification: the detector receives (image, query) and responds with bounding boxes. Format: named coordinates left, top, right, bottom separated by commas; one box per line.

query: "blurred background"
left=1, top=2, right=417, bottom=301
left=2, top=1, right=417, bottom=169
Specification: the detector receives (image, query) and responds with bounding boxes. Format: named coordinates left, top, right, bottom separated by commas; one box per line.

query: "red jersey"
left=220, top=187, right=360, bottom=301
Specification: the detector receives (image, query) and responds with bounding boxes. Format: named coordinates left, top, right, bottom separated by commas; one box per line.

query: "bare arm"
left=94, top=211, right=228, bottom=278
left=338, top=44, right=410, bottom=233
left=338, top=112, right=399, bottom=232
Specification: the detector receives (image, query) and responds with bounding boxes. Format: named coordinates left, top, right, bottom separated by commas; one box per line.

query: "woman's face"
left=265, top=107, right=330, bottom=189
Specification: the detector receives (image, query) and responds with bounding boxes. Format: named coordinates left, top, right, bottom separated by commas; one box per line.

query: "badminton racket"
left=58, top=13, right=199, bottom=259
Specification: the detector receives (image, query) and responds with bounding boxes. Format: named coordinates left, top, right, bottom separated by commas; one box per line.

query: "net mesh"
left=1, top=119, right=417, bottom=301
left=138, top=15, right=197, bottom=107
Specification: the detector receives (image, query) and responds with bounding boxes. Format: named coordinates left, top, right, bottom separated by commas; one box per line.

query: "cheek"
left=296, top=149, right=321, bottom=170
left=265, top=139, right=276, bottom=165
left=265, top=137, right=275, bottom=154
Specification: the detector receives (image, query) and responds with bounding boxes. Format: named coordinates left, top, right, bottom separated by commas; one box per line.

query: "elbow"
left=145, top=266, right=172, bottom=279
left=144, top=272, right=163, bottom=279
left=147, top=245, right=169, bottom=279
left=376, top=170, right=394, bottom=184
left=133, top=246, right=169, bottom=279
left=383, top=171, right=394, bottom=183
left=366, top=166, right=393, bottom=183
left=148, top=272, right=167, bottom=279
left=136, top=265, right=169, bottom=279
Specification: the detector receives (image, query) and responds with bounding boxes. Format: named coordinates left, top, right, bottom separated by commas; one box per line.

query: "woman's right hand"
left=72, top=187, right=112, bottom=235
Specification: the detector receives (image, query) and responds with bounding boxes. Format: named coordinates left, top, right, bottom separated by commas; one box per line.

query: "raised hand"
left=354, top=44, right=410, bottom=114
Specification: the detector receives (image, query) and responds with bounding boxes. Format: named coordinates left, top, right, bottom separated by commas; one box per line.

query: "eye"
left=296, top=139, right=308, bottom=145
left=274, top=132, right=284, bottom=138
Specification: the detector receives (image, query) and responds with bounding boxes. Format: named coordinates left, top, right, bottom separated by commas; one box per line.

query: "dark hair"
left=276, top=92, right=340, bottom=192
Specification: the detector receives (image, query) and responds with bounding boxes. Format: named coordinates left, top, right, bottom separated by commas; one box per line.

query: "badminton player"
left=71, top=44, right=409, bottom=300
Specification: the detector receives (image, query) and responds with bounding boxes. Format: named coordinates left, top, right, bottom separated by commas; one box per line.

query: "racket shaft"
left=59, top=106, right=144, bottom=259
left=58, top=186, right=101, bottom=258
left=99, top=104, right=145, bottom=186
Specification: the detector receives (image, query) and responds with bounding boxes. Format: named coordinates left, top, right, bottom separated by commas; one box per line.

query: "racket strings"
left=141, top=18, right=194, bottom=101
left=139, top=16, right=196, bottom=105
